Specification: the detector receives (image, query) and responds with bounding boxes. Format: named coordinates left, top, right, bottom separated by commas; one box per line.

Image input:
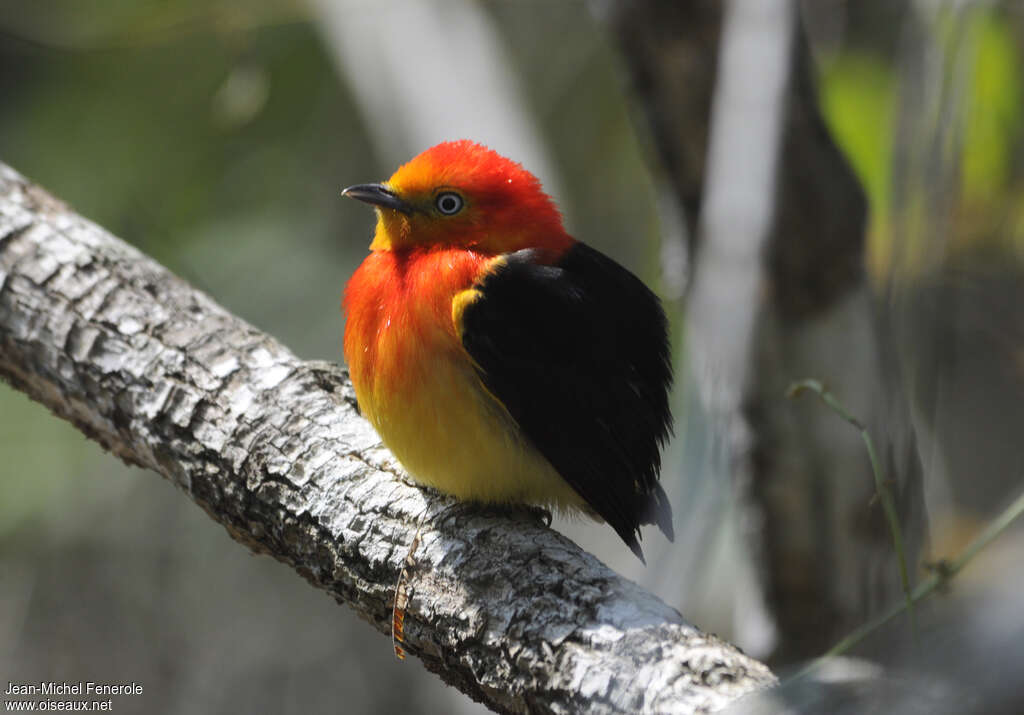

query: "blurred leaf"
left=962, top=10, right=1021, bottom=203
left=820, top=53, right=895, bottom=275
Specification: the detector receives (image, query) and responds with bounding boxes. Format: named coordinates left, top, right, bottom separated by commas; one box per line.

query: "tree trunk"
left=608, top=0, right=927, bottom=664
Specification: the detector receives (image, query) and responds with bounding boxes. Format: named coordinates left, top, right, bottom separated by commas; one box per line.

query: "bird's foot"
left=521, top=504, right=553, bottom=528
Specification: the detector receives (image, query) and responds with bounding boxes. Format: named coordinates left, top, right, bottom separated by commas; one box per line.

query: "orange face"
left=353, top=140, right=570, bottom=256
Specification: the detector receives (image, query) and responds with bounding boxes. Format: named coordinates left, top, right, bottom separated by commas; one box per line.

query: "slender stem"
left=787, top=379, right=915, bottom=628
left=860, top=422, right=915, bottom=632
left=792, top=487, right=1024, bottom=679
left=945, top=486, right=1024, bottom=574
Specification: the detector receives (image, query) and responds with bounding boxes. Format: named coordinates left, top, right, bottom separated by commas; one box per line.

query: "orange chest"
left=342, top=248, right=488, bottom=405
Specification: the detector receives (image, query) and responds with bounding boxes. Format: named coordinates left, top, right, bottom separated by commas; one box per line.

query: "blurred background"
left=1, top=1, right=1022, bottom=713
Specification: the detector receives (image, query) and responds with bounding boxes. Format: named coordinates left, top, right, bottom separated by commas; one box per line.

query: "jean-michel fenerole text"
left=5, top=682, right=143, bottom=696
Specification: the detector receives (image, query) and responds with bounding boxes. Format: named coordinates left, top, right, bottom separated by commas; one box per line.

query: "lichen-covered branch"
left=0, top=162, right=774, bottom=714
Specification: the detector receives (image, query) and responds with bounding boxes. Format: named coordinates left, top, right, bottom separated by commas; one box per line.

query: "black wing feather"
left=460, top=242, right=673, bottom=560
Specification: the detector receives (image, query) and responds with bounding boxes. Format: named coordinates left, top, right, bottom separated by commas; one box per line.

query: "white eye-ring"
left=435, top=192, right=464, bottom=215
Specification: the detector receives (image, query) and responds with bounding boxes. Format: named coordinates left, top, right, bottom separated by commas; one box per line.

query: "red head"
left=343, top=140, right=571, bottom=256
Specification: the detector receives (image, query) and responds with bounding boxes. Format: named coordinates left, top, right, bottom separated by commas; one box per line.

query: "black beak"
left=341, top=183, right=413, bottom=214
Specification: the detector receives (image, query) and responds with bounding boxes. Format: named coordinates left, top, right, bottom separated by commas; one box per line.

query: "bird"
left=341, top=140, right=673, bottom=562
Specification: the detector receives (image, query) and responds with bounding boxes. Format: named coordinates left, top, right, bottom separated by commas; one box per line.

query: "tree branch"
left=0, top=162, right=775, bottom=714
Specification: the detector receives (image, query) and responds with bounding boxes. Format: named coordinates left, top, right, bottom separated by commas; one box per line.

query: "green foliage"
left=820, top=53, right=895, bottom=237
left=819, top=7, right=1024, bottom=276
left=819, top=52, right=900, bottom=276
left=963, top=11, right=1022, bottom=201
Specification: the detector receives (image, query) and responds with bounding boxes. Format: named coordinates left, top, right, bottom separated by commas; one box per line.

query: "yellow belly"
left=357, top=345, right=584, bottom=509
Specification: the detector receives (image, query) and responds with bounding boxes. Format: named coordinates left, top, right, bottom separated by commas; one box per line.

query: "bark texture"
left=0, top=162, right=775, bottom=713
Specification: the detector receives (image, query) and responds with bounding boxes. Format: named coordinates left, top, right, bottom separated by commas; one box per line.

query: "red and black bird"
left=342, top=140, right=673, bottom=560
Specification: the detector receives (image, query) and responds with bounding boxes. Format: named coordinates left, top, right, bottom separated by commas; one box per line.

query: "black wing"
left=459, top=242, right=674, bottom=560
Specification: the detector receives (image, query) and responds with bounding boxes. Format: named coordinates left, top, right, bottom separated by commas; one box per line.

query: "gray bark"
left=0, top=162, right=775, bottom=713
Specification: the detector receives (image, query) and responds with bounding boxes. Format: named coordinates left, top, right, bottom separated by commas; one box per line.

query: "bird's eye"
left=435, top=192, right=464, bottom=216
